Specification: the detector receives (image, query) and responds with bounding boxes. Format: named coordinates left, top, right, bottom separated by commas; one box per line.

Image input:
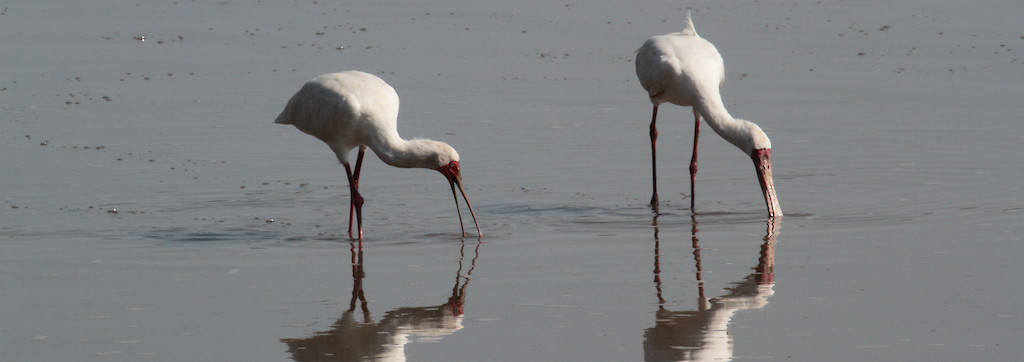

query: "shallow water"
left=3, top=0, right=1023, bottom=360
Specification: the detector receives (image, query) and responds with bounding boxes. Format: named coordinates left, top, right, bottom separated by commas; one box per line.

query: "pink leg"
left=346, top=148, right=366, bottom=240
left=690, top=110, right=701, bottom=212
left=649, top=105, right=660, bottom=206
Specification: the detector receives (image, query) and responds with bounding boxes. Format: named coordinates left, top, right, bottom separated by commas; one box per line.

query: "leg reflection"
left=282, top=238, right=483, bottom=361
left=645, top=217, right=782, bottom=361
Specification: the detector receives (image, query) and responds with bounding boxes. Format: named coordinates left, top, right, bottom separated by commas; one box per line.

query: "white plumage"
left=276, top=71, right=481, bottom=239
left=636, top=11, right=781, bottom=217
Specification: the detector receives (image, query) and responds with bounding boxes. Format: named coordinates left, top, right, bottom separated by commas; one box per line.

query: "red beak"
left=752, top=149, right=782, bottom=218
left=437, top=161, right=482, bottom=237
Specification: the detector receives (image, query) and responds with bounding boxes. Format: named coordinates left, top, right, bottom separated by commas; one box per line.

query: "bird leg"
left=689, top=109, right=701, bottom=212
left=649, top=104, right=660, bottom=206
left=345, top=148, right=366, bottom=240
left=353, top=147, right=365, bottom=181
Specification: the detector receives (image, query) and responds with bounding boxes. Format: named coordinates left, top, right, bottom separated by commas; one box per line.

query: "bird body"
left=276, top=71, right=457, bottom=169
left=636, top=12, right=781, bottom=217
left=275, top=71, right=481, bottom=239
left=636, top=25, right=720, bottom=108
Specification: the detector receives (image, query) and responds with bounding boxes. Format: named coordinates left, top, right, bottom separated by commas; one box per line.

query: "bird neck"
left=695, top=95, right=757, bottom=154
left=369, top=134, right=441, bottom=169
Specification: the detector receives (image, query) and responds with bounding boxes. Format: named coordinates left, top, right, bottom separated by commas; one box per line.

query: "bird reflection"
left=645, top=215, right=780, bottom=361
left=282, top=239, right=481, bottom=361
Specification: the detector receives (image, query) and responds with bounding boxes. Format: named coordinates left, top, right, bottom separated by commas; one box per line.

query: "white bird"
left=274, top=71, right=482, bottom=239
left=635, top=11, right=782, bottom=217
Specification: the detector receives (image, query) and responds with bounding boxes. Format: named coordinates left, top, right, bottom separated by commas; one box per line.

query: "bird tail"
left=273, top=110, right=293, bottom=125
left=273, top=98, right=295, bottom=125
left=681, top=10, right=698, bottom=36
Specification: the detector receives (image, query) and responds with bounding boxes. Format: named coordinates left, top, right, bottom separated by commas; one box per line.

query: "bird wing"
left=635, top=37, right=681, bottom=100
left=278, top=77, right=366, bottom=147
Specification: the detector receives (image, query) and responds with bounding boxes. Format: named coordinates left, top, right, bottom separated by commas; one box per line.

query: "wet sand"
left=2, top=0, right=1023, bottom=360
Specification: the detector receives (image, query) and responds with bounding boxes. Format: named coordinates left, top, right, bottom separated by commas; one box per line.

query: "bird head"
left=730, top=119, right=772, bottom=154
left=408, top=139, right=461, bottom=169
left=436, top=160, right=463, bottom=184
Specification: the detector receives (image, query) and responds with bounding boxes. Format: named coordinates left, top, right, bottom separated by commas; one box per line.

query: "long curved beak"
left=438, top=162, right=482, bottom=238
left=449, top=173, right=482, bottom=237
left=752, top=149, right=783, bottom=218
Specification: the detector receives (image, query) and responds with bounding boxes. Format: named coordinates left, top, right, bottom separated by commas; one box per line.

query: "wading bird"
left=636, top=11, right=781, bottom=217
left=275, top=71, right=482, bottom=239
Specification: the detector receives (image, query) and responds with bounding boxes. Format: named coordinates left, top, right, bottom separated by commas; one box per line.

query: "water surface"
left=2, top=0, right=1022, bottom=360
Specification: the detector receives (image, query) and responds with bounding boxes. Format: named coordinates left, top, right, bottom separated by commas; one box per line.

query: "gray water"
left=2, top=0, right=1022, bottom=360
